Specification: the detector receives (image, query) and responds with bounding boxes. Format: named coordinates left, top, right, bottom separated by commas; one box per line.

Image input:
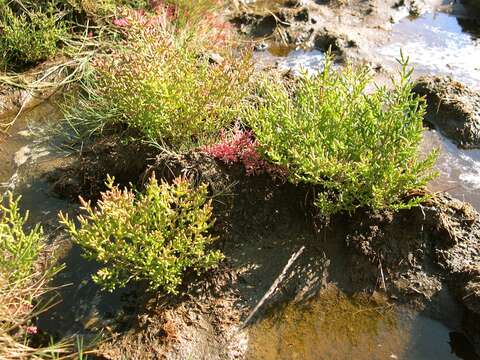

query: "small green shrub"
left=63, top=27, right=252, bottom=150
left=59, top=175, right=223, bottom=293
left=1, top=192, right=66, bottom=359
left=246, top=55, right=438, bottom=214
left=0, top=192, right=44, bottom=282
left=0, top=4, right=68, bottom=69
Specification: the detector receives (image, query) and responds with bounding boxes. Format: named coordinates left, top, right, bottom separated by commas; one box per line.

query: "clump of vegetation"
left=203, top=123, right=287, bottom=176
left=0, top=3, right=68, bottom=69
left=60, top=175, right=223, bottom=294
left=0, top=193, right=44, bottom=282
left=63, top=23, right=252, bottom=150
left=0, top=192, right=64, bottom=359
left=246, top=55, right=437, bottom=214
left=0, top=0, right=204, bottom=71
left=68, top=0, right=149, bottom=17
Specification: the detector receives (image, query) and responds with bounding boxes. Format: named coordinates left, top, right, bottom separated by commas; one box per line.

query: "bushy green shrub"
left=0, top=3, right=68, bottom=69
left=63, top=25, right=252, bottom=150
left=246, top=55, right=438, bottom=214
left=0, top=192, right=44, bottom=282
left=59, top=175, right=223, bottom=293
left=0, top=192, right=66, bottom=359
left=0, top=0, right=197, bottom=69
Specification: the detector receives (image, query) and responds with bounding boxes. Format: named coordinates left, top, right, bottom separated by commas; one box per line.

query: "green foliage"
left=66, top=0, right=149, bottom=17
left=0, top=0, right=194, bottom=69
left=63, top=28, right=252, bottom=150
left=0, top=3, right=68, bottom=69
left=246, top=55, right=438, bottom=214
left=0, top=193, right=68, bottom=359
left=59, top=175, right=223, bottom=293
left=0, top=192, right=44, bottom=282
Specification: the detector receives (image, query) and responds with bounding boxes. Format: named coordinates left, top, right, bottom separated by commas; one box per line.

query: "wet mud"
left=414, top=76, right=480, bottom=149
left=44, top=146, right=480, bottom=359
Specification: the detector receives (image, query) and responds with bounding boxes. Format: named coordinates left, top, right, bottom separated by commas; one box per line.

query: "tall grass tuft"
left=246, top=54, right=438, bottom=214
left=62, top=21, right=253, bottom=151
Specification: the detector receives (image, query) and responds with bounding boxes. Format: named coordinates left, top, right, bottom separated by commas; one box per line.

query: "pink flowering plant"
left=203, top=124, right=287, bottom=177
left=110, top=0, right=235, bottom=49
left=112, top=1, right=177, bottom=30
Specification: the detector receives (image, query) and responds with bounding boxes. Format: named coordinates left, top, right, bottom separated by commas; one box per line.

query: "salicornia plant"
left=246, top=54, right=438, bottom=214
left=0, top=2, right=68, bottom=69
left=1, top=192, right=67, bottom=359
left=59, top=175, right=223, bottom=293
left=0, top=192, right=44, bottom=282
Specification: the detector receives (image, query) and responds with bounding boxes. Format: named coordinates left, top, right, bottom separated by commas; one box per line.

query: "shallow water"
left=376, top=12, right=480, bottom=88
left=423, top=129, right=480, bottom=211
left=247, top=286, right=471, bottom=360
left=254, top=48, right=326, bottom=75
left=276, top=49, right=325, bottom=74
left=0, top=102, right=73, bottom=222
left=255, top=7, right=480, bottom=88
left=0, top=102, right=58, bottom=186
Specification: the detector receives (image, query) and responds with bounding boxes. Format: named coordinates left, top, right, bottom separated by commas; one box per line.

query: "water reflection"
left=247, top=285, right=465, bottom=360
left=422, top=130, right=480, bottom=211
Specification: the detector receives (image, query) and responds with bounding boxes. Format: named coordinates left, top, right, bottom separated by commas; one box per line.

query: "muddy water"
left=0, top=101, right=58, bottom=186
left=277, top=49, right=325, bottom=75
left=247, top=286, right=465, bottom=360
left=255, top=8, right=480, bottom=87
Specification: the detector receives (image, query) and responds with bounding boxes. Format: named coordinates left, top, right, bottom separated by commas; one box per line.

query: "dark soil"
left=413, top=76, right=480, bottom=149
left=462, top=0, right=480, bottom=18
left=48, top=135, right=157, bottom=201
left=47, top=140, right=480, bottom=359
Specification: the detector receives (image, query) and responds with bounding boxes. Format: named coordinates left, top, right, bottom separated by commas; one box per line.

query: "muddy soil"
left=235, top=0, right=480, bottom=92
left=414, top=76, right=480, bottom=149
left=462, top=0, right=480, bottom=17
left=0, top=60, right=66, bottom=122
left=230, top=0, right=446, bottom=64
left=46, top=145, right=480, bottom=359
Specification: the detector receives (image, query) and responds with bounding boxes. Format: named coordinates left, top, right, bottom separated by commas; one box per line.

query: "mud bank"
left=46, top=145, right=480, bottom=359
left=414, top=76, right=480, bottom=149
